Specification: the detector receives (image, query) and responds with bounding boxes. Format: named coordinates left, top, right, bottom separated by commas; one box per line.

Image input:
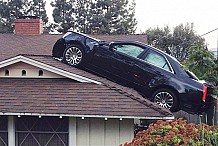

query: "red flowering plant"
left=121, top=118, right=218, bottom=146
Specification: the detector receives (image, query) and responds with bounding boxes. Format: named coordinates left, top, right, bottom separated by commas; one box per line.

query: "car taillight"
left=202, top=84, right=207, bottom=102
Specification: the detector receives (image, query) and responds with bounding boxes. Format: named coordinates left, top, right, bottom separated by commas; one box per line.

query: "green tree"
left=0, top=0, right=11, bottom=32
left=0, top=0, right=27, bottom=33
left=51, top=0, right=137, bottom=34
left=90, top=0, right=137, bottom=34
left=183, top=43, right=218, bottom=84
left=145, top=26, right=172, bottom=53
left=145, top=23, right=205, bottom=62
left=26, top=0, right=48, bottom=24
left=0, top=0, right=49, bottom=33
left=74, top=0, right=91, bottom=33
left=51, top=0, right=76, bottom=33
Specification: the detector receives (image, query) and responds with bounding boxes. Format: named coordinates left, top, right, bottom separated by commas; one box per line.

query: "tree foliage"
left=0, top=0, right=48, bottom=33
left=51, top=0, right=76, bottom=33
left=26, top=0, right=48, bottom=24
left=51, top=0, right=137, bottom=34
left=145, top=23, right=205, bottom=62
left=183, top=43, right=218, bottom=85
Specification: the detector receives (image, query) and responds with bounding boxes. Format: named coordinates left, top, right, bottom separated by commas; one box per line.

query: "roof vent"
left=14, top=16, right=43, bottom=35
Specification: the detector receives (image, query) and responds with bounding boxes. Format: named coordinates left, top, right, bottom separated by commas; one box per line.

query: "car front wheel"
left=63, top=45, right=84, bottom=66
left=152, top=89, right=179, bottom=112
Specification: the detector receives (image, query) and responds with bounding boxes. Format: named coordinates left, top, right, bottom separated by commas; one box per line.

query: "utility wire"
left=175, top=27, right=218, bottom=47
left=200, top=27, right=218, bottom=37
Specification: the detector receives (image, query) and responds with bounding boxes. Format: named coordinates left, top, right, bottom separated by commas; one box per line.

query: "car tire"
left=63, top=44, right=85, bottom=66
left=152, top=89, right=179, bottom=112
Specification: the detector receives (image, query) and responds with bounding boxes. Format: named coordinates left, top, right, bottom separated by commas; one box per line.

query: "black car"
left=52, top=31, right=214, bottom=114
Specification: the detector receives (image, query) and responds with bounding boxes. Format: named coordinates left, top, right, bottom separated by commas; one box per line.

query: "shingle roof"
left=0, top=78, right=172, bottom=119
left=0, top=33, right=173, bottom=119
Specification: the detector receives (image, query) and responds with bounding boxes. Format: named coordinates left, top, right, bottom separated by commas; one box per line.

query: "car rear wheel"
left=152, top=89, right=179, bottom=112
left=63, top=45, right=84, bottom=66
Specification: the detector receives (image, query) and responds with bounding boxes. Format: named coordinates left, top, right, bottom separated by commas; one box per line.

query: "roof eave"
left=0, top=112, right=174, bottom=120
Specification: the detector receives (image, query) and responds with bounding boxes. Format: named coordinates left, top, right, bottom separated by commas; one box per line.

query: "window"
left=16, top=116, right=68, bottom=146
left=38, top=70, right=43, bottom=76
left=5, top=70, right=9, bottom=76
left=113, top=44, right=144, bottom=58
left=22, top=70, right=26, bottom=76
left=144, top=51, right=171, bottom=71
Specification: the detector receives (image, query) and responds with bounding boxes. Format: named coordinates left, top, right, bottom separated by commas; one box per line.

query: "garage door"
left=16, top=116, right=68, bottom=146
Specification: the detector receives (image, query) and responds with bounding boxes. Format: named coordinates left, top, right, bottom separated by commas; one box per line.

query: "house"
left=0, top=18, right=174, bottom=146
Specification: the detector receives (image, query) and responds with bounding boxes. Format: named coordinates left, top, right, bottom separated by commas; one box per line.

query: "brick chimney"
left=14, top=17, right=43, bottom=35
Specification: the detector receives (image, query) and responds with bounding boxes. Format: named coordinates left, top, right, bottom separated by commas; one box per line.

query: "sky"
left=45, top=0, right=218, bottom=50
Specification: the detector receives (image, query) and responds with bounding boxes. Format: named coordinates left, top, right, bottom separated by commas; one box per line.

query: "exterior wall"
left=0, top=62, right=65, bottom=78
left=3, top=116, right=135, bottom=146
left=76, top=118, right=134, bottom=146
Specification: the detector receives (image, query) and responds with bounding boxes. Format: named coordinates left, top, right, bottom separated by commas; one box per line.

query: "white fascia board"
left=0, top=56, right=23, bottom=68
left=0, top=55, right=102, bottom=84
left=0, top=112, right=174, bottom=120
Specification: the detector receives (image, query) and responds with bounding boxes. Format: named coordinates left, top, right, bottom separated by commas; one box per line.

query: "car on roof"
left=52, top=31, right=215, bottom=114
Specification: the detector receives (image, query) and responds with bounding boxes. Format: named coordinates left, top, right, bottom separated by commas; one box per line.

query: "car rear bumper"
left=181, top=94, right=217, bottom=114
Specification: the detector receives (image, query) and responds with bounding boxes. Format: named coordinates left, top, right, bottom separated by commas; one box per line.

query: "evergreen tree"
left=0, top=0, right=49, bottom=33
left=51, top=0, right=137, bottom=34
left=0, top=1, right=11, bottom=32
left=8, top=0, right=29, bottom=17
left=0, top=0, right=28, bottom=33
left=26, top=0, right=48, bottom=24
left=51, top=0, right=76, bottom=33
left=89, top=0, right=137, bottom=34
left=74, top=0, right=91, bottom=33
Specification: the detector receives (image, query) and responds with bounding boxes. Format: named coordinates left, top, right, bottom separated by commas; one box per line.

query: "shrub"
left=121, top=118, right=218, bottom=146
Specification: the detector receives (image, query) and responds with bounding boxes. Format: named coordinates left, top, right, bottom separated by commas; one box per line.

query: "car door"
left=108, top=42, right=146, bottom=85
left=131, top=49, right=174, bottom=96
left=90, top=44, right=113, bottom=72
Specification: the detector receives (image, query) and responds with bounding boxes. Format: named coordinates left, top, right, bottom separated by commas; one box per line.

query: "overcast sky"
left=46, top=0, right=218, bottom=50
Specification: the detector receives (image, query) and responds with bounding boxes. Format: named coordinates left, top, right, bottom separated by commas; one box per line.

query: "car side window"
left=144, top=51, right=171, bottom=71
left=113, top=44, right=144, bottom=58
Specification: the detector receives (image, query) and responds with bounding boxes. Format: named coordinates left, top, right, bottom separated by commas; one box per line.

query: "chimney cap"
left=17, top=15, right=40, bottom=19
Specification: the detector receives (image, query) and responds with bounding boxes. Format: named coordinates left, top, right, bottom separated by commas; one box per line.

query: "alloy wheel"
left=65, top=46, right=83, bottom=66
left=154, top=91, right=174, bottom=109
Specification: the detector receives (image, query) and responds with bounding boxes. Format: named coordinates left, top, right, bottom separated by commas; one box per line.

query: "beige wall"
left=76, top=118, right=134, bottom=146
left=0, top=62, right=64, bottom=78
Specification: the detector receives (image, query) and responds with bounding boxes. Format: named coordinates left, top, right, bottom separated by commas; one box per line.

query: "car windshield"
left=179, top=64, right=199, bottom=80
left=169, top=55, right=199, bottom=80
